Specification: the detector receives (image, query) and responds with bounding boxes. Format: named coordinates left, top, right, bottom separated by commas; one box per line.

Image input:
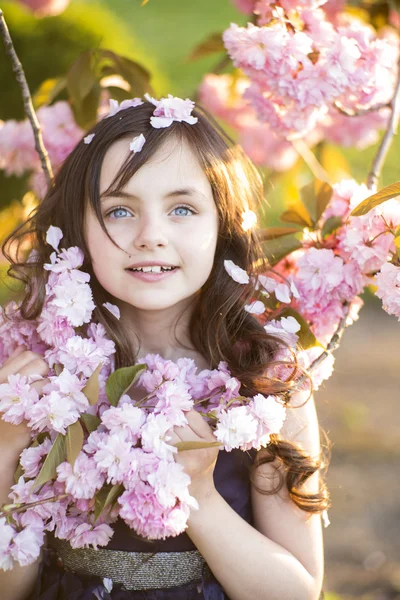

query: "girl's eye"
left=171, top=205, right=196, bottom=217
left=106, top=207, right=132, bottom=219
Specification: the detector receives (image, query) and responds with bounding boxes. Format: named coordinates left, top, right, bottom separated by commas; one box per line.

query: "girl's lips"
left=126, top=267, right=179, bottom=282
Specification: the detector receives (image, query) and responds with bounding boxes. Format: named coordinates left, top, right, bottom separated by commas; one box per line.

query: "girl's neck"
left=119, top=299, right=210, bottom=370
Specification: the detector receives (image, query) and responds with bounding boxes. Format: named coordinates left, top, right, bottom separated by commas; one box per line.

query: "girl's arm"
left=185, top=391, right=324, bottom=600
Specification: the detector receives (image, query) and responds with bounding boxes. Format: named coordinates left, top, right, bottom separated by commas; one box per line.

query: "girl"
left=0, top=97, right=327, bottom=600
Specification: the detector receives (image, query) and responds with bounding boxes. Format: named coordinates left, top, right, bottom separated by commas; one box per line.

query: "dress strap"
left=48, top=537, right=206, bottom=590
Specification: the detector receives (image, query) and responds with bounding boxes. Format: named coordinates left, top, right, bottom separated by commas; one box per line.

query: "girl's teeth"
left=131, top=266, right=175, bottom=273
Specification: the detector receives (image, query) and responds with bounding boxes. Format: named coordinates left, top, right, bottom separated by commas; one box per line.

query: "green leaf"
left=72, top=83, right=102, bottom=129
left=67, top=50, right=96, bottom=103
left=299, top=179, right=333, bottom=225
left=80, top=413, right=101, bottom=433
left=67, top=50, right=101, bottom=129
left=279, top=307, right=324, bottom=350
left=33, top=77, right=67, bottom=108
left=188, top=32, right=225, bottom=61
left=321, top=216, right=343, bottom=239
left=106, top=364, right=147, bottom=407
left=280, top=202, right=313, bottom=228
left=350, top=182, right=400, bottom=217
left=97, top=50, right=152, bottom=97
left=259, top=226, right=301, bottom=241
left=174, top=441, right=222, bottom=451
left=66, top=420, right=84, bottom=467
left=33, top=434, right=66, bottom=490
left=82, top=362, right=103, bottom=406
left=14, top=461, right=24, bottom=484
left=94, top=483, right=124, bottom=521
left=262, top=236, right=302, bottom=267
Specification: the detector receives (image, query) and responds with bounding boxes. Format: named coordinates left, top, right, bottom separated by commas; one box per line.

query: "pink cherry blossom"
left=0, top=517, right=15, bottom=571
left=20, top=438, right=52, bottom=478
left=56, top=454, right=105, bottom=499
left=10, top=525, right=44, bottom=567
left=249, top=394, right=286, bottom=449
left=215, top=406, right=258, bottom=451
left=145, top=94, right=198, bottom=129
left=375, top=262, right=400, bottom=320
left=146, top=460, right=196, bottom=509
left=69, top=522, right=114, bottom=550
left=93, top=432, right=137, bottom=485
left=154, top=380, right=193, bottom=425
left=16, top=0, right=70, bottom=17
left=106, top=98, right=143, bottom=118
left=0, top=374, right=39, bottom=425
left=101, top=404, right=146, bottom=444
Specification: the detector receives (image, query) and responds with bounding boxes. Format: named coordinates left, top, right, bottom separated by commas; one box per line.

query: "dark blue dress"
left=30, top=450, right=254, bottom=600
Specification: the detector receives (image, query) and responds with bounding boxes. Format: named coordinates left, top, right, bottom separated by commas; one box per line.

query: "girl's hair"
left=2, top=101, right=329, bottom=514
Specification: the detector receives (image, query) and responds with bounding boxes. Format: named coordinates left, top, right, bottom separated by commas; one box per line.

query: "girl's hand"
left=0, top=346, right=50, bottom=452
left=168, top=409, right=220, bottom=501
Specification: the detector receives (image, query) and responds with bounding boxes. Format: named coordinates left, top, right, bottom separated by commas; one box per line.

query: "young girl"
left=0, top=97, right=327, bottom=600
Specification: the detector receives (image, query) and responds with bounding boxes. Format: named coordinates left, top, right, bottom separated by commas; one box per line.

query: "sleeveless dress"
left=30, top=449, right=255, bottom=600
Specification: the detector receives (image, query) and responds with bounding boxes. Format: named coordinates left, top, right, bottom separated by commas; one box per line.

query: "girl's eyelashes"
left=171, top=204, right=197, bottom=217
left=105, top=204, right=197, bottom=219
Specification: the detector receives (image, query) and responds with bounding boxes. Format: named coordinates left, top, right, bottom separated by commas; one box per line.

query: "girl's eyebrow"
left=100, top=188, right=205, bottom=201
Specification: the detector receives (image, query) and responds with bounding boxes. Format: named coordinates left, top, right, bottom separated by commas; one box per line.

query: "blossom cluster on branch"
left=199, top=0, right=399, bottom=170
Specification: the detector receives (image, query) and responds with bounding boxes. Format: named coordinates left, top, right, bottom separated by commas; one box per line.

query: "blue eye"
left=171, top=205, right=195, bottom=217
left=107, top=207, right=132, bottom=219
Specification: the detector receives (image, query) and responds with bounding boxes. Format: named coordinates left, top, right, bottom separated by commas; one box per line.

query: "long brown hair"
left=2, top=100, right=329, bottom=513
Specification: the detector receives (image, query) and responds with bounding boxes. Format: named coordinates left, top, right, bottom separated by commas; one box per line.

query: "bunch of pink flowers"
left=200, top=0, right=398, bottom=170
left=0, top=227, right=287, bottom=570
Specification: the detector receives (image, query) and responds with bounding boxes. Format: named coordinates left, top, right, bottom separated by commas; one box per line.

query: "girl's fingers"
left=0, top=351, right=50, bottom=384
left=5, top=345, right=27, bottom=361
left=185, top=409, right=215, bottom=439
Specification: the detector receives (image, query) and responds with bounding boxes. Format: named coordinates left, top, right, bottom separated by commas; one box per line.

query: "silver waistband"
left=49, top=537, right=206, bottom=590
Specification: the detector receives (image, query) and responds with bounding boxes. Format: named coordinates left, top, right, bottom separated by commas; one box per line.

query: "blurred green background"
left=0, top=1, right=399, bottom=598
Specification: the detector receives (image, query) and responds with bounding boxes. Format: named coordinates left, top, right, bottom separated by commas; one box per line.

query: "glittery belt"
left=49, top=537, right=207, bottom=590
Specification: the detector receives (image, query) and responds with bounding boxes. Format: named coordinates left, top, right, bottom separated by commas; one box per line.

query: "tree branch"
left=367, top=54, right=400, bottom=191
left=333, top=100, right=390, bottom=117
left=0, top=9, right=54, bottom=189
left=286, top=302, right=351, bottom=398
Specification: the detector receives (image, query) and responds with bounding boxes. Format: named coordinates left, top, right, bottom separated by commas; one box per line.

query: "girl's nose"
left=132, top=213, right=169, bottom=250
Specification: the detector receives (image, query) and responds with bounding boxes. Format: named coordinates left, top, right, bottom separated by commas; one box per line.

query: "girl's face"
left=85, top=137, right=219, bottom=317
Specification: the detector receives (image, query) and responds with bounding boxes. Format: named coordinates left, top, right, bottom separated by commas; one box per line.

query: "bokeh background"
left=0, top=1, right=399, bottom=598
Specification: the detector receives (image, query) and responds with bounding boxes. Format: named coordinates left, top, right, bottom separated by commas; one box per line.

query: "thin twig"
left=367, top=54, right=400, bottom=191
left=291, top=138, right=331, bottom=184
left=287, top=302, right=351, bottom=397
left=0, top=493, right=69, bottom=517
left=0, top=9, right=54, bottom=189
left=333, top=100, right=390, bottom=117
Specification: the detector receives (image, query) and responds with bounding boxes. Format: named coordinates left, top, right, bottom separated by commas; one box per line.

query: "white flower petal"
left=224, top=260, right=249, bottom=284
left=129, top=134, right=146, bottom=153
left=102, top=303, right=120, bottom=320
left=46, top=226, right=63, bottom=252
left=244, top=300, right=265, bottom=315
left=84, top=134, right=95, bottom=145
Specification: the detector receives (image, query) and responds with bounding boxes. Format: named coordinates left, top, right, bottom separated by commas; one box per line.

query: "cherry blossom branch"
left=286, top=302, right=351, bottom=399
left=333, top=100, right=390, bottom=117
left=0, top=493, right=69, bottom=517
left=0, top=9, right=54, bottom=189
left=367, top=54, right=400, bottom=191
